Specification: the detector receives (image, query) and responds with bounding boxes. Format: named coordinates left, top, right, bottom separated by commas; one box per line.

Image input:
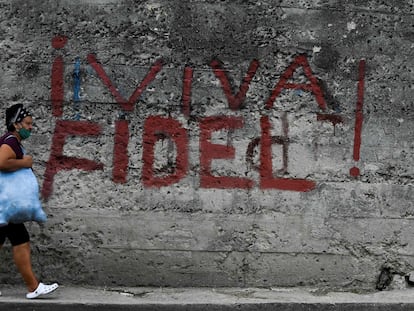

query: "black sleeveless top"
left=0, top=133, right=24, bottom=159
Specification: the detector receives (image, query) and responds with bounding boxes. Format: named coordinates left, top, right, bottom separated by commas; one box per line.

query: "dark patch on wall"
left=169, top=1, right=261, bottom=62
left=312, top=44, right=340, bottom=72
left=23, top=62, right=40, bottom=79
left=318, top=78, right=342, bottom=112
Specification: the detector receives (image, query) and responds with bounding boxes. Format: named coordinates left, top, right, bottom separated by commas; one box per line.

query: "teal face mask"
left=18, top=128, right=31, bottom=140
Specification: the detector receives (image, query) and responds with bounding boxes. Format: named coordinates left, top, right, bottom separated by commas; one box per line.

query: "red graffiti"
left=42, top=120, right=104, bottom=199
left=51, top=36, right=68, bottom=49
left=266, top=55, right=326, bottom=110
left=44, top=36, right=366, bottom=199
left=113, top=120, right=129, bottom=183
left=182, top=66, right=193, bottom=118
left=86, top=53, right=163, bottom=184
left=260, top=116, right=316, bottom=191
left=50, top=36, right=67, bottom=117
left=142, top=116, right=189, bottom=187
left=142, top=114, right=312, bottom=190
left=211, top=59, right=260, bottom=110
left=87, top=54, right=163, bottom=111
left=350, top=59, right=366, bottom=177
left=200, top=116, right=254, bottom=189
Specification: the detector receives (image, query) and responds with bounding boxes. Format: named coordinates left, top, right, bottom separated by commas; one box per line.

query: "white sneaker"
left=26, top=282, right=59, bottom=299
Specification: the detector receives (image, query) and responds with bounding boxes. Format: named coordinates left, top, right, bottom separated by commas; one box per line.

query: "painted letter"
left=260, top=116, right=315, bottom=191
left=142, top=116, right=188, bottom=187
left=42, top=120, right=104, bottom=199
left=51, top=36, right=67, bottom=117
left=87, top=54, right=163, bottom=111
left=200, top=116, right=253, bottom=189
left=211, top=59, right=259, bottom=110
left=182, top=66, right=193, bottom=118
left=350, top=59, right=366, bottom=177
left=266, top=55, right=326, bottom=110
left=113, top=120, right=129, bottom=183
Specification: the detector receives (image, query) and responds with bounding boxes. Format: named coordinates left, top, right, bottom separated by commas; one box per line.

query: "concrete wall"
left=0, top=0, right=412, bottom=291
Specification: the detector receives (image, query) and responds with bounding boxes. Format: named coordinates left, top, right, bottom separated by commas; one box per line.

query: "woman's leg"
left=12, top=242, right=39, bottom=292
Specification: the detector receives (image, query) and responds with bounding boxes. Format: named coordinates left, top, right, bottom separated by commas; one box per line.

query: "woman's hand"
left=22, top=155, right=33, bottom=168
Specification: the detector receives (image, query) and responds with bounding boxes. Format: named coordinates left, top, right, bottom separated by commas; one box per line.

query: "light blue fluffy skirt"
left=0, top=168, right=47, bottom=226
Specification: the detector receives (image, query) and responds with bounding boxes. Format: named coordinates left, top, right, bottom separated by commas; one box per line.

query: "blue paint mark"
left=73, top=112, right=81, bottom=121
left=73, top=57, right=81, bottom=102
left=73, top=57, right=81, bottom=120
left=294, top=89, right=303, bottom=97
left=118, top=111, right=126, bottom=120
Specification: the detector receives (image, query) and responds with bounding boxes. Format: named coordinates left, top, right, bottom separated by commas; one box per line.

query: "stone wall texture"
left=0, top=0, right=413, bottom=292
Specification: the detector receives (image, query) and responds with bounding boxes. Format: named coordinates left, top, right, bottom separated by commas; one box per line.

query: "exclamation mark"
left=350, top=59, right=366, bottom=177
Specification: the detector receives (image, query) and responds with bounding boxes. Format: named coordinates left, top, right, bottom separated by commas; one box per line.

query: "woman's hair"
left=5, top=104, right=31, bottom=132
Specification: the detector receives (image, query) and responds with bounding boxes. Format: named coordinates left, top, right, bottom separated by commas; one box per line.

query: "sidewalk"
left=1, top=285, right=414, bottom=310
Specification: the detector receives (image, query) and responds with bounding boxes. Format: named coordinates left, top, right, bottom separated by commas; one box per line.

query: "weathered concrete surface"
left=0, top=0, right=413, bottom=292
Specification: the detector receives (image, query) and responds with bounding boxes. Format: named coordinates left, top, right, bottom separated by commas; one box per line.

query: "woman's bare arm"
left=0, top=144, right=32, bottom=171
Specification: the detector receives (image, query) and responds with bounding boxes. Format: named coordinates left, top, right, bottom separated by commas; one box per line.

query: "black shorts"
left=0, top=223, right=30, bottom=246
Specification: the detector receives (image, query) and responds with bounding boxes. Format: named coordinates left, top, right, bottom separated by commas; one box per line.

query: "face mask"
left=18, top=128, right=31, bottom=140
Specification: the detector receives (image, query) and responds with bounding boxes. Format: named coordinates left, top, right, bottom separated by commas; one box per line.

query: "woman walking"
left=0, top=104, right=58, bottom=299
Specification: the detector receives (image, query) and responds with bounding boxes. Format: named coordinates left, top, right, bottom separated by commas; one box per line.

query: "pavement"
left=2, top=285, right=414, bottom=311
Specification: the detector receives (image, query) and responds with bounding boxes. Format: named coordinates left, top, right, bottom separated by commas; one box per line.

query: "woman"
left=0, top=104, right=58, bottom=299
